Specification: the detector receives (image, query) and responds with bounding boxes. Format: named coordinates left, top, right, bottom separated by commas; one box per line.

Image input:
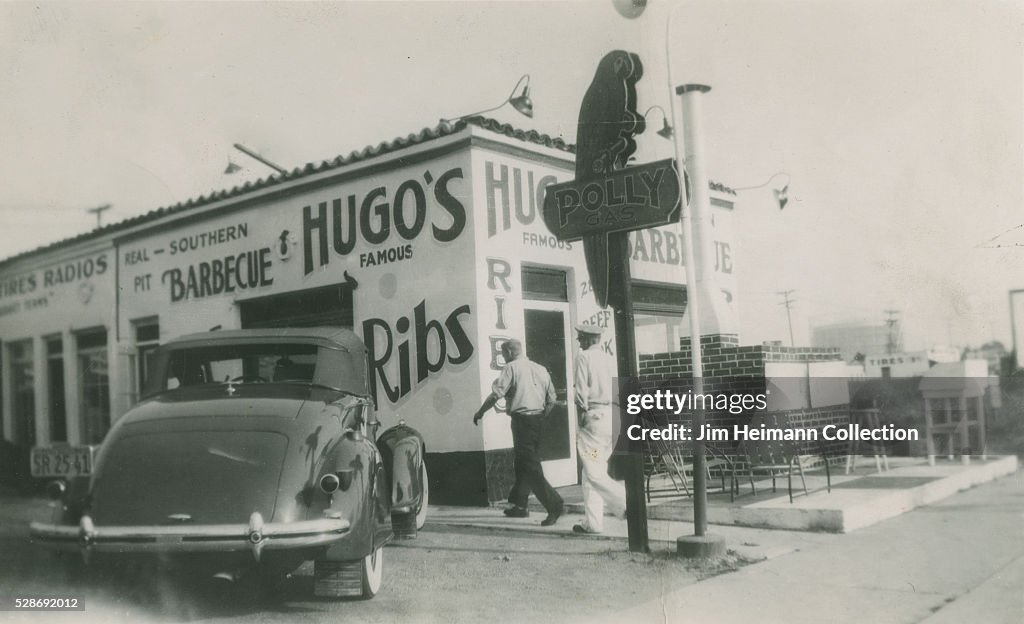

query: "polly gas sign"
left=541, top=159, right=682, bottom=241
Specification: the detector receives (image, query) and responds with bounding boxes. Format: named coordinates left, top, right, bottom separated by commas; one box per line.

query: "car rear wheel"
left=313, top=547, right=383, bottom=600
left=392, top=459, right=428, bottom=538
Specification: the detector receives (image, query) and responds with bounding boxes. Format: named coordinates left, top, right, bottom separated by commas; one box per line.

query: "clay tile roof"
left=0, top=116, right=733, bottom=268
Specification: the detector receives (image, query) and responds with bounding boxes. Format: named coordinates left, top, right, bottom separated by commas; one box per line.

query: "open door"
left=523, top=304, right=578, bottom=487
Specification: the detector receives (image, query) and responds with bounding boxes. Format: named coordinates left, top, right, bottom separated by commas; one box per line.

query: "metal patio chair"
left=730, top=413, right=831, bottom=504
left=644, top=438, right=731, bottom=501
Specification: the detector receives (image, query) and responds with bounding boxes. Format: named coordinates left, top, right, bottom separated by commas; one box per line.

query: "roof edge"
left=1, top=115, right=734, bottom=269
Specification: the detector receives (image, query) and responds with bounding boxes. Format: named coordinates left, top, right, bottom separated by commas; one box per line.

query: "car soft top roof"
left=164, top=327, right=366, bottom=355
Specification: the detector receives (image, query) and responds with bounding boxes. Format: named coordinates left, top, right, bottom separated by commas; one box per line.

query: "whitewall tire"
left=361, top=546, right=383, bottom=598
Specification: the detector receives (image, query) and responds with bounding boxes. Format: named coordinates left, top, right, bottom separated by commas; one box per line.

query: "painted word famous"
left=301, top=168, right=466, bottom=274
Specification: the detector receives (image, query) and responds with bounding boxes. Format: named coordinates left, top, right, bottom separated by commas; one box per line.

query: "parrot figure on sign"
left=575, top=50, right=646, bottom=309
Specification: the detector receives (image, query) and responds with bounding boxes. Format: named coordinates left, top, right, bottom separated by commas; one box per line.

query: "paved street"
left=1, top=471, right=1021, bottom=623
left=617, top=470, right=1024, bottom=624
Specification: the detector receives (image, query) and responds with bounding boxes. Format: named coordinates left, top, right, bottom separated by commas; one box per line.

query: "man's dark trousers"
left=508, top=412, right=563, bottom=513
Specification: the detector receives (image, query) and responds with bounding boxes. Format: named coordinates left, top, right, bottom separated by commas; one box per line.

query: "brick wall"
left=636, top=335, right=850, bottom=464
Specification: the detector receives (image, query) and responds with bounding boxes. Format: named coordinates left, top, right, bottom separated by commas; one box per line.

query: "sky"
left=1, top=0, right=1021, bottom=352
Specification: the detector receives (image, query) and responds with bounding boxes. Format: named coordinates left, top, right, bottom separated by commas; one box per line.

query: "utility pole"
left=884, top=309, right=902, bottom=354
left=86, top=204, right=111, bottom=229
left=777, top=290, right=796, bottom=346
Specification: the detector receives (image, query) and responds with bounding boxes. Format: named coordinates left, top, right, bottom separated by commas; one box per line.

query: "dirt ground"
left=1, top=495, right=756, bottom=624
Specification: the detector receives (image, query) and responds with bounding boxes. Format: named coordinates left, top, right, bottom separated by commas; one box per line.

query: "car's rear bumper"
left=29, top=512, right=349, bottom=560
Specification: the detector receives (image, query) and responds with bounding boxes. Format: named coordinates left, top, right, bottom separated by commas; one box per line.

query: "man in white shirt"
left=472, top=338, right=564, bottom=526
left=572, top=323, right=626, bottom=534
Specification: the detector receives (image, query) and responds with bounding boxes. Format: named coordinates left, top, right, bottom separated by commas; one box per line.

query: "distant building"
left=962, top=341, right=1008, bottom=375
left=812, top=322, right=894, bottom=362
left=863, top=351, right=931, bottom=378
left=926, top=346, right=961, bottom=365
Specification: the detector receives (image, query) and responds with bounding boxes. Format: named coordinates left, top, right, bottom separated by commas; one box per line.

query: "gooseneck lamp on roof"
left=441, top=74, right=534, bottom=123
left=227, top=143, right=288, bottom=176
left=643, top=105, right=674, bottom=139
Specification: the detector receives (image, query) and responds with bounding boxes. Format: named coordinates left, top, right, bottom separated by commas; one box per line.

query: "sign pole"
left=608, top=233, right=650, bottom=553
left=674, top=84, right=725, bottom=557
left=540, top=49, right=681, bottom=556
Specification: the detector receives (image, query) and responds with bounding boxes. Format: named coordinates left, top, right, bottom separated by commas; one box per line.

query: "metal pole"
left=676, top=84, right=710, bottom=537
left=1010, top=290, right=1024, bottom=369
left=609, top=233, right=650, bottom=553
left=233, top=143, right=288, bottom=175
left=779, top=290, right=796, bottom=347
left=86, top=204, right=111, bottom=229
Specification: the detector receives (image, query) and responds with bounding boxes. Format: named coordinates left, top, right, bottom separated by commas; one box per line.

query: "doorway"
left=521, top=266, right=577, bottom=487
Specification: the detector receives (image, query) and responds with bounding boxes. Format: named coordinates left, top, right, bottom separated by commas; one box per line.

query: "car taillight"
left=46, top=480, right=67, bottom=501
left=319, top=473, right=340, bottom=494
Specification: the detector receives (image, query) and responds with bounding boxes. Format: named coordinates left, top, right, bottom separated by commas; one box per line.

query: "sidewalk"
left=608, top=470, right=1024, bottom=624
left=427, top=503, right=839, bottom=562
left=428, top=455, right=1018, bottom=563
left=462, top=455, right=1017, bottom=534
left=427, top=465, right=1024, bottom=624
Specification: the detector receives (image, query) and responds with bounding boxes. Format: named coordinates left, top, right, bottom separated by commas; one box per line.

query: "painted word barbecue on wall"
left=161, top=247, right=273, bottom=302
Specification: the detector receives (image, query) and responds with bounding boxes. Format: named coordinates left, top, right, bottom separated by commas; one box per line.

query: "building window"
left=522, top=265, right=568, bottom=302
left=8, top=340, right=36, bottom=447
left=132, top=319, right=160, bottom=404
left=239, top=284, right=353, bottom=329
left=632, top=280, right=687, bottom=355
left=46, top=336, right=66, bottom=442
left=77, top=329, right=109, bottom=444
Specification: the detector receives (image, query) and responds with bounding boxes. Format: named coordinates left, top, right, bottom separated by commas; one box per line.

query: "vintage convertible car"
left=30, top=327, right=428, bottom=599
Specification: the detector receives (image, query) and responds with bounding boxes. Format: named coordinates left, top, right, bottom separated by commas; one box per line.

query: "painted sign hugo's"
left=479, top=154, right=736, bottom=285
left=294, top=162, right=477, bottom=413
left=119, top=158, right=479, bottom=424
left=300, top=166, right=467, bottom=275
left=119, top=162, right=469, bottom=305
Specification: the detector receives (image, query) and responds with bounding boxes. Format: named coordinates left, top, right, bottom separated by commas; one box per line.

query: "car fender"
left=320, top=434, right=389, bottom=561
left=377, top=423, right=426, bottom=513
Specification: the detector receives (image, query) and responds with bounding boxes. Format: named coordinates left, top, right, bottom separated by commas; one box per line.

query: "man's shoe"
left=503, top=506, right=529, bottom=518
left=540, top=507, right=562, bottom=526
left=572, top=524, right=601, bottom=535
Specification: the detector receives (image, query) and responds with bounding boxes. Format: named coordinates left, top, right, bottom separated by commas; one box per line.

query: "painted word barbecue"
left=542, top=159, right=681, bottom=242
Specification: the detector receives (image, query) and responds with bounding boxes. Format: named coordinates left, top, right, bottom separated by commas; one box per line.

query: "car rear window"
left=146, top=343, right=319, bottom=394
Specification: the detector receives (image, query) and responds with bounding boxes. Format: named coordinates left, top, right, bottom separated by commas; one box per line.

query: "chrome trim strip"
left=29, top=516, right=350, bottom=554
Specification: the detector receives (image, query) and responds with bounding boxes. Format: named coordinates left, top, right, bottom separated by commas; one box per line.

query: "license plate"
left=30, top=446, right=96, bottom=478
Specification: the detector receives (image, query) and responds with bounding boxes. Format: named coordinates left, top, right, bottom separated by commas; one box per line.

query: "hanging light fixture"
left=442, top=74, right=534, bottom=123
left=733, top=172, right=793, bottom=210
left=643, top=105, right=674, bottom=139
left=232, top=143, right=287, bottom=175
left=612, top=0, right=647, bottom=19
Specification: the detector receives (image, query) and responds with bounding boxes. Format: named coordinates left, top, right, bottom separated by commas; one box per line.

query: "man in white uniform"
left=572, top=323, right=626, bottom=534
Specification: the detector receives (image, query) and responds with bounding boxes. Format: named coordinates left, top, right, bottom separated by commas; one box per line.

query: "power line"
left=884, top=309, right=902, bottom=354
left=777, top=290, right=796, bottom=347
left=86, top=204, right=112, bottom=229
